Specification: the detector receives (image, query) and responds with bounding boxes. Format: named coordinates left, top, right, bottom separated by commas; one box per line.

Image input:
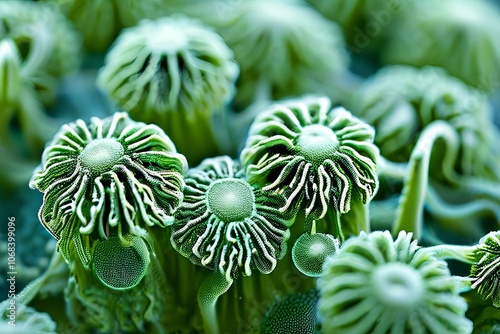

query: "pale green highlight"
left=206, top=179, right=255, bottom=223
left=80, top=138, right=124, bottom=175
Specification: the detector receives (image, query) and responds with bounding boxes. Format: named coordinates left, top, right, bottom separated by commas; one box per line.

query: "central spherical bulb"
left=295, top=124, right=339, bottom=164
left=80, top=138, right=124, bottom=174
left=372, top=263, right=424, bottom=309
left=206, top=179, right=255, bottom=222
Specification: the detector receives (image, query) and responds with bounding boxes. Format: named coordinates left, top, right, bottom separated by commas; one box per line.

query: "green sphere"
left=93, top=235, right=150, bottom=290
left=206, top=179, right=255, bottom=223
left=292, top=233, right=339, bottom=277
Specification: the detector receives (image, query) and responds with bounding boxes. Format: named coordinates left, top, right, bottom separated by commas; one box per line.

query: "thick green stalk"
left=392, top=120, right=460, bottom=239
left=197, top=272, right=233, bottom=334
left=425, top=244, right=478, bottom=264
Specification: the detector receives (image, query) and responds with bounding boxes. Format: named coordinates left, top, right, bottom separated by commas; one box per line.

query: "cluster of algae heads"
left=1, top=0, right=500, bottom=333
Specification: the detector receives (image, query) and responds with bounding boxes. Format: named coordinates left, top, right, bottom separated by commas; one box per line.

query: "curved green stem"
left=197, top=271, right=233, bottom=334
left=392, top=121, right=460, bottom=239
left=425, top=244, right=478, bottom=264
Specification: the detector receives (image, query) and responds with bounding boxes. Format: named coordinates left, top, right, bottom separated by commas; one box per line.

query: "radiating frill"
left=317, top=230, right=473, bottom=334
left=97, top=16, right=238, bottom=164
left=29, top=112, right=187, bottom=267
left=261, top=289, right=320, bottom=334
left=382, top=0, right=500, bottom=91
left=470, top=231, right=500, bottom=307
left=241, top=96, right=378, bottom=239
left=171, top=156, right=292, bottom=282
left=45, top=0, right=188, bottom=52
left=170, top=156, right=293, bottom=333
left=212, top=0, right=348, bottom=108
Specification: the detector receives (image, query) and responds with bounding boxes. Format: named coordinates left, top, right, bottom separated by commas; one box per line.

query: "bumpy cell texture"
left=471, top=231, right=500, bottom=307
left=216, top=0, right=347, bottom=107
left=30, top=112, right=187, bottom=266
left=92, top=234, right=150, bottom=290
left=262, top=289, right=319, bottom=334
left=241, top=96, right=378, bottom=222
left=170, top=156, right=292, bottom=282
left=292, top=232, right=340, bottom=277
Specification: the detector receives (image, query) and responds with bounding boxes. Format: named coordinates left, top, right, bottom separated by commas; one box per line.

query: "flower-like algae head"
left=241, top=96, right=378, bottom=222
left=471, top=231, right=500, bottom=307
left=292, top=232, right=340, bottom=277
left=317, top=230, right=473, bottom=334
left=382, top=0, right=500, bottom=91
left=92, top=234, right=150, bottom=290
left=0, top=1, right=81, bottom=104
left=170, top=156, right=292, bottom=282
left=216, top=0, right=347, bottom=107
left=29, top=112, right=187, bottom=266
left=97, top=15, right=238, bottom=164
left=353, top=65, right=500, bottom=179
left=261, top=289, right=320, bottom=334
left=97, top=16, right=238, bottom=122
